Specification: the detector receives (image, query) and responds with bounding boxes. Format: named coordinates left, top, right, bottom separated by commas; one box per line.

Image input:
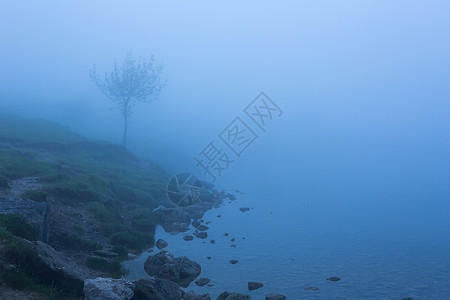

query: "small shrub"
left=88, top=201, right=115, bottom=223
left=0, top=265, right=61, bottom=299
left=21, top=190, right=47, bottom=202
left=110, top=229, right=154, bottom=250
left=51, top=233, right=102, bottom=252
left=111, top=245, right=128, bottom=257
left=85, top=257, right=127, bottom=277
left=4, top=240, right=34, bottom=266
left=0, top=214, right=38, bottom=241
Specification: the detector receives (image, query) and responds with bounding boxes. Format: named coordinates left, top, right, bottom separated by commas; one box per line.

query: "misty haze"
left=1, top=1, right=450, bottom=299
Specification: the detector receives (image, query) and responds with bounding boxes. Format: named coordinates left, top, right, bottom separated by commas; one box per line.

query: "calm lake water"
left=123, top=185, right=450, bottom=299
left=125, top=118, right=450, bottom=299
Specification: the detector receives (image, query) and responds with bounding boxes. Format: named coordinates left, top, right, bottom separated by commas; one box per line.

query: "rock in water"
left=193, top=231, right=208, bottom=239
left=84, top=277, right=134, bottom=300
left=156, top=239, right=168, bottom=250
left=183, top=290, right=212, bottom=300
left=144, top=250, right=201, bottom=288
left=183, top=235, right=194, bottom=241
left=195, top=278, right=211, bottom=287
left=152, top=205, right=191, bottom=233
left=265, top=294, right=286, bottom=300
left=239, top=207, right=250, bottom=212
left=197, top=224, right=209, bottom=231
left=248, top=282, right=263, bottom=291
left=132, top=278, right=182, bottom=300
left=228, top=259, right=239, bottom=264
left=327, top=276, right=341, bottom=282
left=217, top=291, right=251, bottom=300
left=303, top=287, right=319, bottom=291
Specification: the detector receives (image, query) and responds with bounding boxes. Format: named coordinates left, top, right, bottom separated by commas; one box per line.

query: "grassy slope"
left=0, top=114, right=171, bottom=251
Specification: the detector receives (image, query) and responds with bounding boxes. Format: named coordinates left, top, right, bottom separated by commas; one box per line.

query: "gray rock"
left=156, top=239, right=168, bottom=250
left=192, top=219, right=201, bottom=228
left=248, top=282, right=263, bottom=291
left=195, top=278, right=211, bottom=287
left=193, top=231, right=208, bottom=239
left=216, top=291, right=251, bottom=300
left=303, top=287, right=319, bottom=291
left=132, top=278, right=182, bottom=300
left=153, top=206, right=191, bottom=224
left=184, top=290, right=211, bottom=300
left=228, top=259, right=238, bottom=264
left=144, top=250, right=201, bottom=288
left=197, top=224, right=209, bottom=231
left=84, top=277, right=134, bottom=300
left=24, top=240, right=88, bottom=295
left=153, top=206, right=191, bottom=233
left=93, top=250, right=119, bottom=258
left=183, top=235, right=194, bottom=241
left=210, top=240, right=215, bottom=244
left=326, top=276, right=340, bottom=282
left=265, top=294, right=286, bottom=300
left=239, top=207, right=250, bottom=212
left=0, top=197, right=50, bottom=242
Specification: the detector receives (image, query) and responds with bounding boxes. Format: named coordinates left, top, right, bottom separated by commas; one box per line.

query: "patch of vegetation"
left=0, top=149, right=56, bottom=184
left=3, top=240, right=35, bottom=267
left=0, top=214, right=39, bottom=241
left=0, top=265, right=61, bottom=300
left=111, top=245, right=128, bottom=257
left=0, top=115, right=169, bottom=252
left=0, top=114, right=85, bottom=144
left=21, top=190, right=48, bottom=202
left=110, top=229, right=154, bottom=251
left=85, top=257, right=127, bottom=278
left=50, top=232, right=102, bottom=252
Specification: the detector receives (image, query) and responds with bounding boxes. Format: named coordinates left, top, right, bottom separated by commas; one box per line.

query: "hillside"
left=0, top=114, right=174, bottom=299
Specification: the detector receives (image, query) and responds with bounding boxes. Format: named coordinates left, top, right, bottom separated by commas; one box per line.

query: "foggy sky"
left=1, top=1, right=450, bottom=227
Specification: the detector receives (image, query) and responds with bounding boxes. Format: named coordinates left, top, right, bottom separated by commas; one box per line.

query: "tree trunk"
left=122, top=108, right=128, bottom=148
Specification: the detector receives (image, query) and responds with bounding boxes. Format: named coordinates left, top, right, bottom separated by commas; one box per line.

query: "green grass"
left=0, top=114, right=169, bottom=252
left=85, top=257, right=127, bottom=278
left=21, top=190, right=48, bottom=202
left=0, top=214, right=39, bottom=241
left=0, top=265, right=61, bottom=300
left=50, top=232, right=102, bottom=252
left=0, top=149, right=56, bottom=185
left=0, top=114, right=85, bottom=144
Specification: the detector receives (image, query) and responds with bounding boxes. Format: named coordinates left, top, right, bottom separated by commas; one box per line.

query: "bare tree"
left=90, top=50, right=166, bottom=147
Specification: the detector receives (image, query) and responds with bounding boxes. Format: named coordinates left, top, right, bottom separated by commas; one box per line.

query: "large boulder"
left=152, top=206, right=191, bottom=233
left=0, top=197, right=50, bottom=242
left=132, top=278, right=182, bottom=300
left=83, top=277, right=135, bottom=300
left=156, top=239, right=168, bottom=250
left=18, top=240, right=88, bottom=295
left=144, top=250, right=201, bottom=288
left=216, top=292, right=251, bottom=300
left=183, top=290, right=211, bottom=300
